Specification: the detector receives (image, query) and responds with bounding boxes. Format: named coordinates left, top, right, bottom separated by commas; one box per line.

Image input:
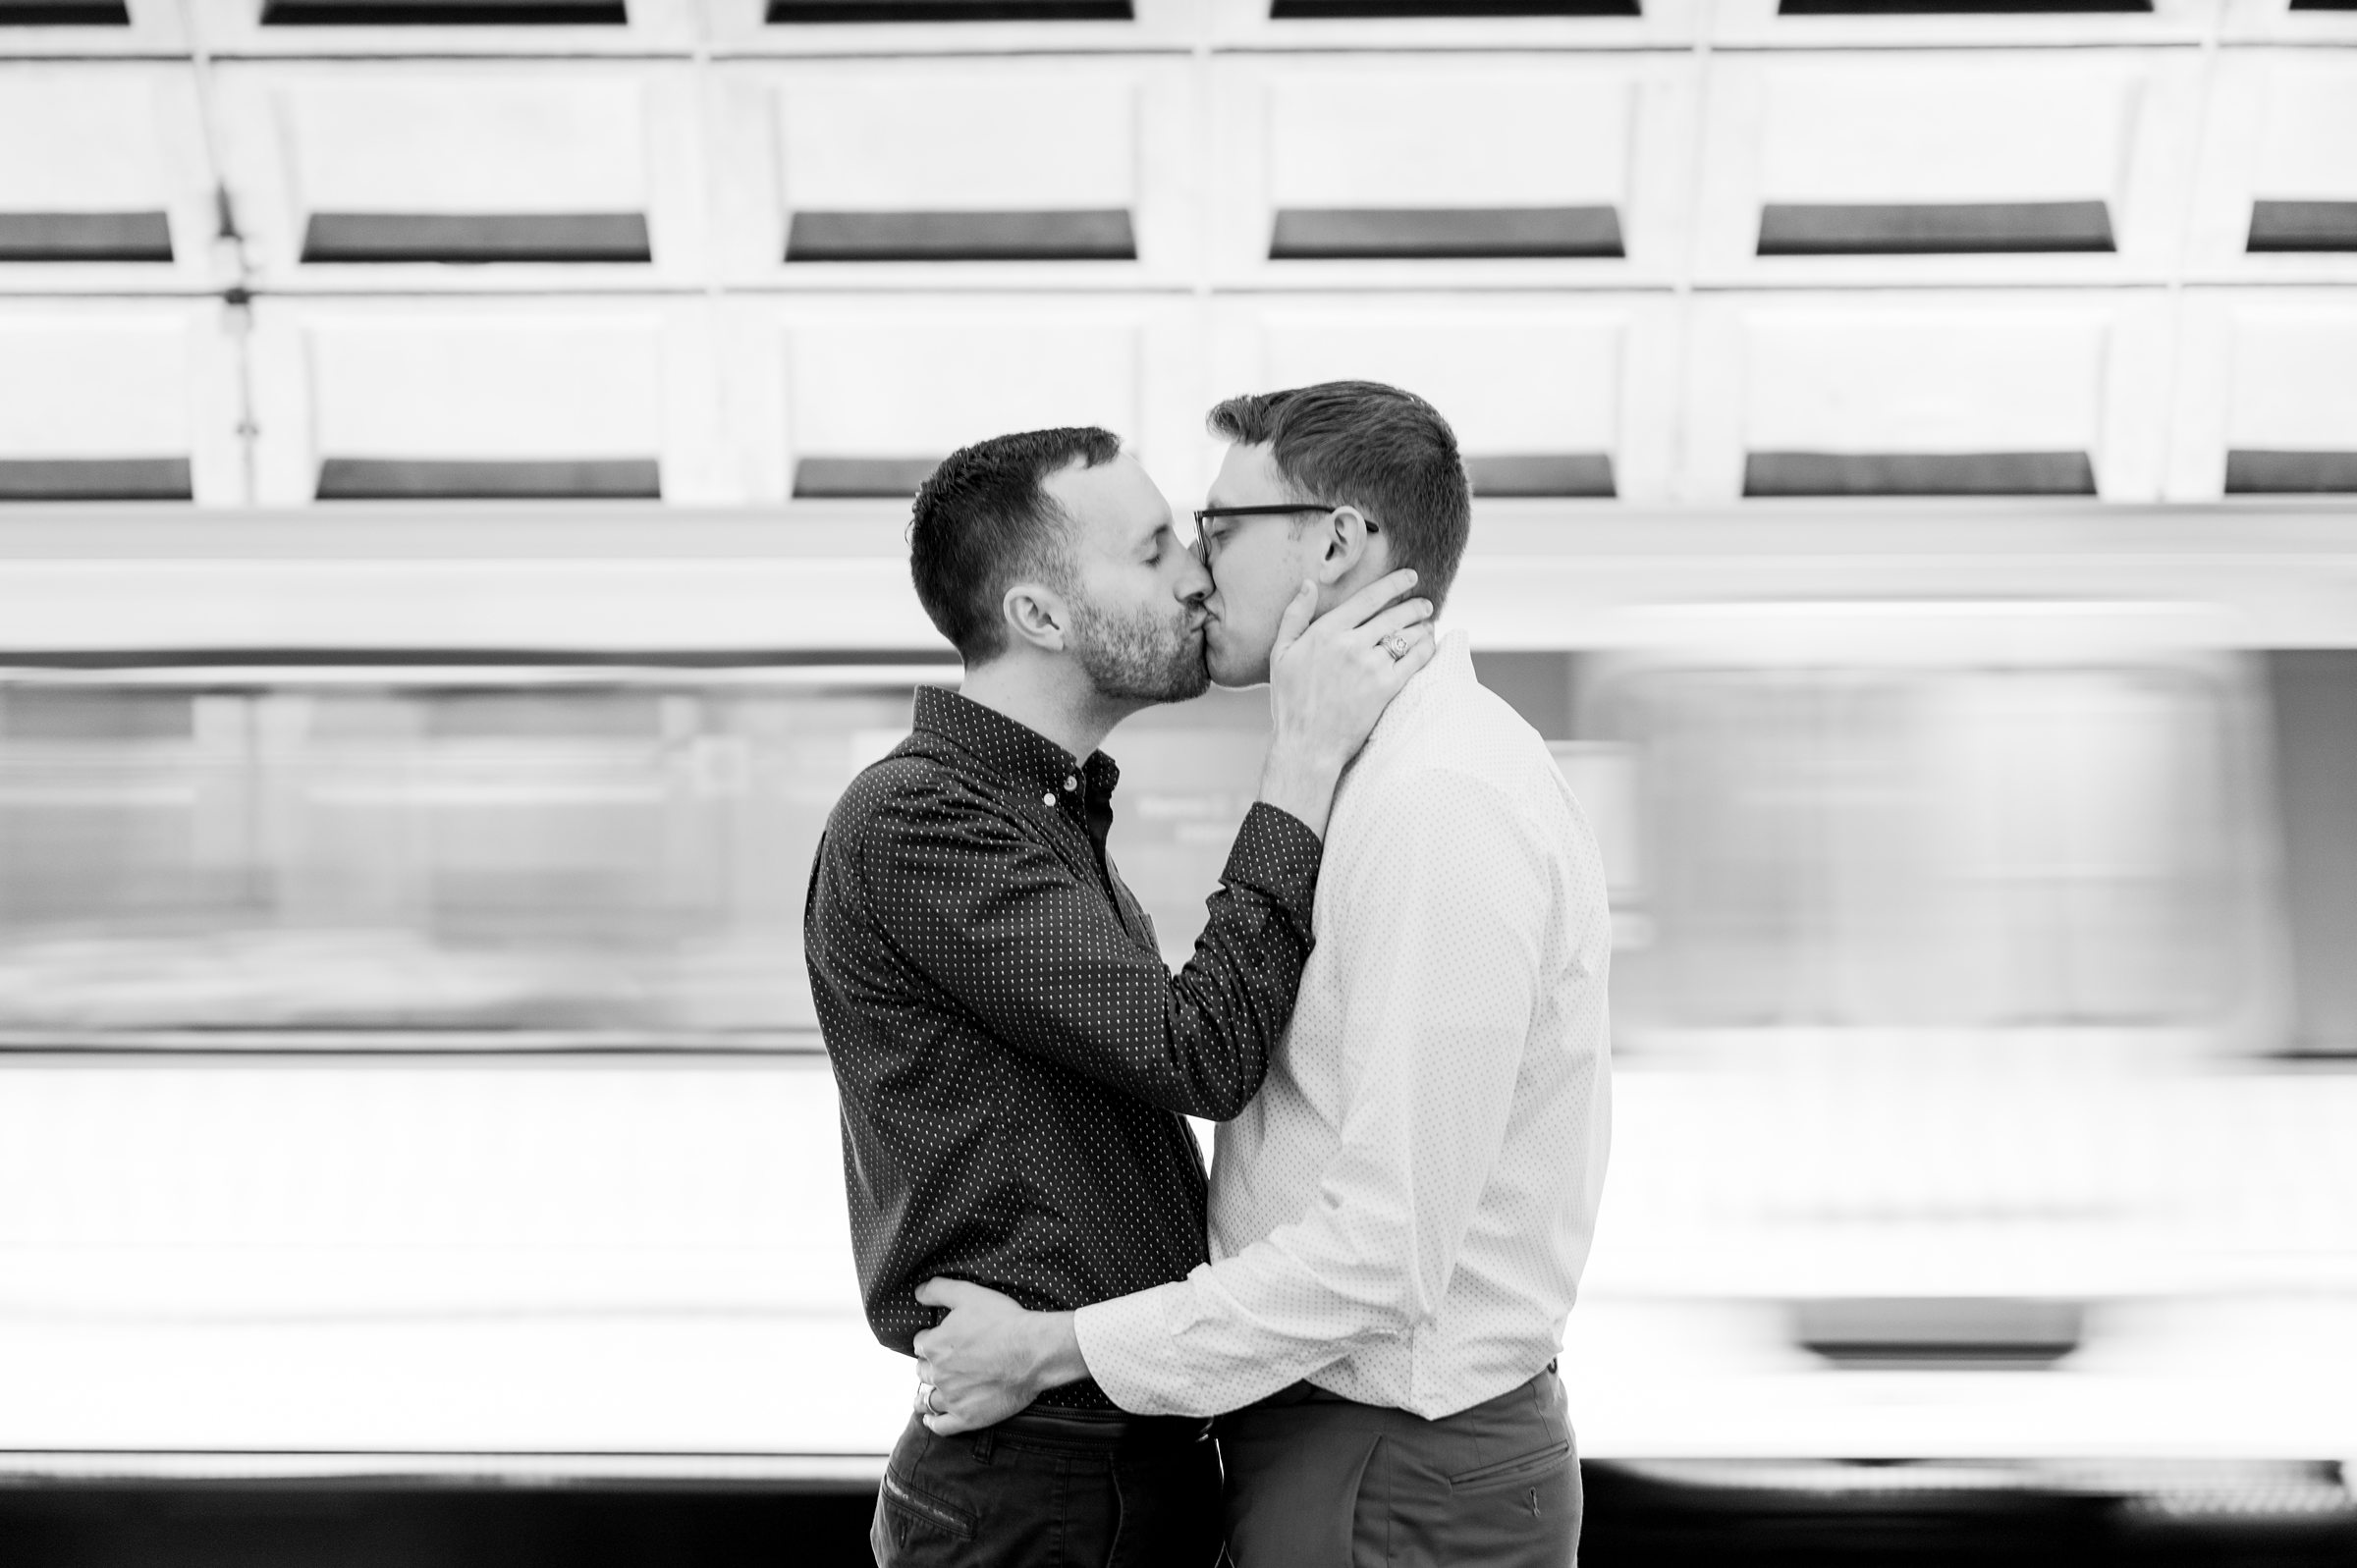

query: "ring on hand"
left=1382, top=630, right=1412, bottom=662
left=922, top=1381, right=945, bottom=1417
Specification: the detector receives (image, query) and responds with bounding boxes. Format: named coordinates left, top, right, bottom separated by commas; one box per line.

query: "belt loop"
left=971, top=1430, right=996, bottom=1465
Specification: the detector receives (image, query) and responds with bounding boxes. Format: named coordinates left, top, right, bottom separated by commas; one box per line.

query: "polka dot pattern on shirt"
left=803, top=686, right=1323, bottom=1409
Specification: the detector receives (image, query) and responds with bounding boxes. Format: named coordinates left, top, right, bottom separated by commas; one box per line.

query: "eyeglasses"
left=1190, top=503, right=1380, bottom=535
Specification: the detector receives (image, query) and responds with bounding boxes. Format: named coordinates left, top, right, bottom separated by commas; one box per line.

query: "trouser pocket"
left=1445, top=1438, right=1572, bottom=1494
left=879, top=1471, right=977, bottom=1541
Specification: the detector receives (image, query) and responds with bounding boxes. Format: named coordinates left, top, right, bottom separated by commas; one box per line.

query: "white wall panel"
left=2188, top=51, right=2357, bottom=284
left=2168, top=293, right=2357, bottom=501
left=247, top=298, right=723, bottom=505
left=1209, top=0, right=1696, bottom=51
left=716, top=297, right=1201, bottom=507
left=0, top=300, right=240, bottom=505
left=0, top=64, right=218, bottom=293
left=187, top=0, right=695, bottom=56
left=705, top=0, right=1199, bottom=56
left=211, top=62, right=704, bottom=290
left=1697, top=51, right=2201, bottom=286
left=1211, top=53, right=1695, bottom=289
left=1683, top=293, right=2173, bottom=504
left=1710, top=0, right=2217, bottom=48
left=710, top=57, right=1196, bottom=288
left=0, top=0, right=188, bottom=56
left=1213, top=296, right=1681, bottom=503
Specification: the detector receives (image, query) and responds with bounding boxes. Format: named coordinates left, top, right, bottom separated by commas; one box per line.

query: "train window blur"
left=1592, top=665, right=2243, bottom=1029
left=0, top=676, right=934, bottom=1039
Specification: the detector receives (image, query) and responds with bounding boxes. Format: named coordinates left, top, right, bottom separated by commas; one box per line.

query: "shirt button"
left=1042, top=792, right=1057, bottom=808
left=1064, top=776, right=1079, bottom=791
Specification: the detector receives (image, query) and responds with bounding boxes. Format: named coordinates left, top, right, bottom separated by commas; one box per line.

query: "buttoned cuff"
left=1223, top=801, right=1322, bottom=920
left=1073, top=1282, right=1205, bottom=1419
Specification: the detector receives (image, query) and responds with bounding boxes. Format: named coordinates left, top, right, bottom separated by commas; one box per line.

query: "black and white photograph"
left=0, top=0, right=2353, bottom=1564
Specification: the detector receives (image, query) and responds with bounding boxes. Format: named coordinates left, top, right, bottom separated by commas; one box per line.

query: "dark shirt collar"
left=913, top=686, right=1122, bottom=812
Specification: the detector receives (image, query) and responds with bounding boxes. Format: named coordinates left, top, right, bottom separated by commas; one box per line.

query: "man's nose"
left=1178, top=550, right=1213, bottom=604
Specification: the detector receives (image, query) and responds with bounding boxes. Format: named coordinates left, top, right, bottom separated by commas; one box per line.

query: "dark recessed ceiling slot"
left=2287, top=0, right=2357, bottom=10
left=302, top=213, right=650, bottom=264
left=1793, top=1298, right=2085, bottom=1369
left=1467, top=454, right=1617, bottom=498
left=315, top=459, right=660, bottom=501
left=1271, top=206, right=1622, bottom=260
left=2248, top=200, right=2357, bottom=253
left=2225, top=451, right=2357, bottom=494
left=1271, top=1, right=1639, bottom=15
left=263, top=0, right=625, bottom=22
left=787, top=209, right=1135, bottom=262
left=1759, top=201, right=2113, bottom=254
left=0, top=212, right=172, bottom=262
left=0, top=0, right=132, bottom=22
left=1781, top=0, right=2147, bottom=12
left=0, top=458, right=192, bottom=502
left=794, top=457, right=942, bottom=499
left=768, top=0, right=1130, bottom=20
left=1745, top=452, right=2098, bottom=497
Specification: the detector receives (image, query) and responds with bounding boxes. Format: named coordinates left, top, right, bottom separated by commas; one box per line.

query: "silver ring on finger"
left=924, top=1382, right=945, bottom=1417
left=1382, top=630, right=1412, bottom=662
left=915, top=1380, right=936, bottom=1415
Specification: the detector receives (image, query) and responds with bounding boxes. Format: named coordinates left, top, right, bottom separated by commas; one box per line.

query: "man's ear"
left=1000, top=580, right=1070, bottom=654
left=1313, top=506, right=1377, bottom=584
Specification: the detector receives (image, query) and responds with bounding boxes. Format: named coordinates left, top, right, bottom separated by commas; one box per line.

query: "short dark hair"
left=1206, top=381, right=1472, bottom=610
left=907, top=426, right=1123, bottom=664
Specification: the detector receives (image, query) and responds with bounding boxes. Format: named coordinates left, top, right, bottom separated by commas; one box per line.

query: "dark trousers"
left=871, top=1407, right=1224, bottom=1568
left=1215, top=1368, right=1580, bottom=1568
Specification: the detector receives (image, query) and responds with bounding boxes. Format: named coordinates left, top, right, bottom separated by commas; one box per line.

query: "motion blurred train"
left=0, top=496, right=2350, bottom=1529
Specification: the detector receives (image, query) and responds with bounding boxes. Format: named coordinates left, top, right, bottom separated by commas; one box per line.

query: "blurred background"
left=0, top=0, right=2355, bottom=1562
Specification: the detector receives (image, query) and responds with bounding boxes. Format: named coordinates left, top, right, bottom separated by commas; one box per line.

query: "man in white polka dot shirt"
left=915, top=384, right=1615, bottom=1568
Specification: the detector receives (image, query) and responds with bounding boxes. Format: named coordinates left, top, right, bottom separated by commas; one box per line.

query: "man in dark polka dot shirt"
left=804, top=426, right=1436, bottom=1567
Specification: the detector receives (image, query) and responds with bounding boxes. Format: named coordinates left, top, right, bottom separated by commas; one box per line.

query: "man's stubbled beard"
left=1069, top=592, right=1209, bottom=704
